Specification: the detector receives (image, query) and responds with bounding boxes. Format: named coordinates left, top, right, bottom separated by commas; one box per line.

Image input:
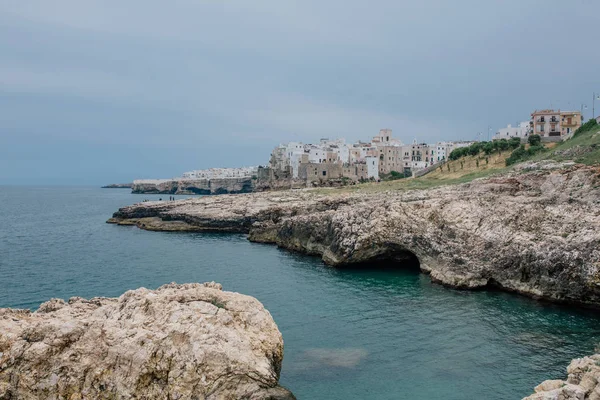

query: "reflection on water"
left=1, top=186, right=600, bottom=400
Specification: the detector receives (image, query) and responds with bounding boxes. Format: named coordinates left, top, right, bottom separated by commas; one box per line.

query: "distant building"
left=530, top=109, right=582, bottom=138
left=181, top=166, right=258, bottom=180
left=493, top=122, right=529, bottom=141
left=560, top=111, right=582, bottom=136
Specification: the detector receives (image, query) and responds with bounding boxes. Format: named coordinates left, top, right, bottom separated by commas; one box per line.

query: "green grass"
left=308, top=123, right=600, bottom=196
left=537, top=124, right=600, bottom=165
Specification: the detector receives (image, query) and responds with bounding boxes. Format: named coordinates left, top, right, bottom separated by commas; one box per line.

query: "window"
left=322, top=171, right=326, bottom=176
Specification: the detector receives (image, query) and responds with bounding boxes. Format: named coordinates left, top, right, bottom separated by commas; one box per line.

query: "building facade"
left=530, top=109, right=582, bottom=138
left=493, top=122, right=530, bottom=141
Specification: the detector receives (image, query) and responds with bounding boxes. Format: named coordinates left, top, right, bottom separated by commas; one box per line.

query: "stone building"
left=298, top=163, right=344, bottom=182
left=530, top=109, right=582, bottom=138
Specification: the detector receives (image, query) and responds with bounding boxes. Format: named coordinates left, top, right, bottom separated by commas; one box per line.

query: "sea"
left=1, top=186, right=599, bottom=399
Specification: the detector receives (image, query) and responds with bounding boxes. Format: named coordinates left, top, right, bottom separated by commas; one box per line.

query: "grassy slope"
left=531, top=125, right=600, bottom=165
left=312, top=125, right=600, bottom=195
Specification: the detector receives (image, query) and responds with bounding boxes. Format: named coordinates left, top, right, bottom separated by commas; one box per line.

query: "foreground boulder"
left=523, top=354, right=600, bottom=400
left=0, top=282, right=294, bottom=400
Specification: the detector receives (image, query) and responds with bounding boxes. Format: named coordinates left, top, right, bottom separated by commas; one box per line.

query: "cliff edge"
left=0, top=282, right=294, bottom=400
left=109, top=162, right=600, bottom=307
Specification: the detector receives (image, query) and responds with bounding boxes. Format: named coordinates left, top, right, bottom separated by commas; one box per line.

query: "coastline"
left=101, top=183, right=133, bottom=189
left=108, top=161, right=600, bottom=309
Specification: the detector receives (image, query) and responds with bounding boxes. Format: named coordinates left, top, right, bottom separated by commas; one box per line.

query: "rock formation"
left=0, top=282, right=295, bottom=400
left=523, top=354, right=600, bottom=399
left=109, top=163, right=600, bottom=307
left=101, top=183, right=133, bottom=189
left=131, top=178, right=254, bottom=195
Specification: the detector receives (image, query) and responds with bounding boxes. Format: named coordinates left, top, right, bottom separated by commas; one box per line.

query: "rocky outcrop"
left=523, top=354, right=600, bottom=399
left=101, top=183, right=133, bottom=189
left=131, top=178, right=254, bottom=195
left=0, top=282, right=294, bottom=400
left=109, top=163, right=600, bottom=307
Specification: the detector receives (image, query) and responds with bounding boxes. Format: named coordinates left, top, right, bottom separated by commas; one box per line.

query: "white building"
left=181, top=166, right=258, bottom=179
left=493, top=122, right=529, bottom=141
left=365, top=156, right=379, bottom=179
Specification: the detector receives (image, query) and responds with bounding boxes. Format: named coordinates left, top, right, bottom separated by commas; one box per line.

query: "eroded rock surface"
left=523, top=354, right=600, bottom=400
left=0, top=282, right=294, bottom=400
left=109, top=164, right=600, bottom=307
left=132, top=178, right=254, bottom=195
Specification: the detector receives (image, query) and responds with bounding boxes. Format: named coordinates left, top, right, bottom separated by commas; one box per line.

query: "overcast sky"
left=1, top=0, right=599, bottom=185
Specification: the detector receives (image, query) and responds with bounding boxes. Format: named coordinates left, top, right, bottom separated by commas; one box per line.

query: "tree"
left=508, top=137, right=521, bottom=149
left=497, top=139, right=510, bottom=151
left=483, top=142, right=495, bottom=155
left=528, top=134, right=541, bottom=146
left=468, top=142, right=483, bottom=156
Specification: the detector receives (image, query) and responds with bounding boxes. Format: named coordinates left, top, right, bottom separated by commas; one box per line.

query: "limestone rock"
left=523, top=355, right=600, bottom=400
left=131, top=178, right=254, bottom=195
left=109, top=164, right=600, bottom=307
left=0, top=282, right=294, bottom=400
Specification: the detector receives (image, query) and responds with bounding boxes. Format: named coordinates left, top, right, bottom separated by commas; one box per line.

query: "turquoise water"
left=1, top=186, right=599, bottom=399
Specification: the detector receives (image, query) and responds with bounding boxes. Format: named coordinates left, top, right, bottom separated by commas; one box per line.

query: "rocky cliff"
left=109, top=162, right=600, bottom=307
left=0, top=282, right=294, bottom=400
left=131, top=178, right=254, bottom=195
left=523, top=353, right=600, bottom=399
left=101, top=183, right=133, bottom=189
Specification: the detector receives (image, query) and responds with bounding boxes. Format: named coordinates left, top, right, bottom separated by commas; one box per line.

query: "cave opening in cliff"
left=346, top=245, right=421, bottom=272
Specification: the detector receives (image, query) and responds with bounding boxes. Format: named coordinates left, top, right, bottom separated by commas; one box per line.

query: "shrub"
left=527, top=145, right=544, bottom=156
left=385, top=170, right=406, bottom=181
left=574, top=118, right=598, bottom=136
left=449, top=147, right=468, bottom=160
left=505, top=145, right=527, bottom=166
left=508, top=137, right=521, bottom=148
left=483, top=142, right=495, bottom=155
left=497, top=139, right=509, bottom=151
left=468, top=142, right=484, bottom=156
left=505, top=143, right=545, bottom=166
left=528, top=134, right=541, bottom=146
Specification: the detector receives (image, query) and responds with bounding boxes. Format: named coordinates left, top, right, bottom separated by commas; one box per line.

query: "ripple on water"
left=1, top=186, right=600, bottom=400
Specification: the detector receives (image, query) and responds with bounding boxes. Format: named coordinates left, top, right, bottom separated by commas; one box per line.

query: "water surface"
left=1, top=186, right=599, bottom=399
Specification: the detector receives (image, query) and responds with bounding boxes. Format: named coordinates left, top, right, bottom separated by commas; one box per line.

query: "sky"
left=1, top=0, right=599, bottom=185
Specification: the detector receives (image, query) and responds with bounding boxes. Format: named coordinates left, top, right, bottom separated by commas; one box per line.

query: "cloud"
left=0, top=0, right=598, bottom=184
left=241, top=92, right=456, bottom=143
